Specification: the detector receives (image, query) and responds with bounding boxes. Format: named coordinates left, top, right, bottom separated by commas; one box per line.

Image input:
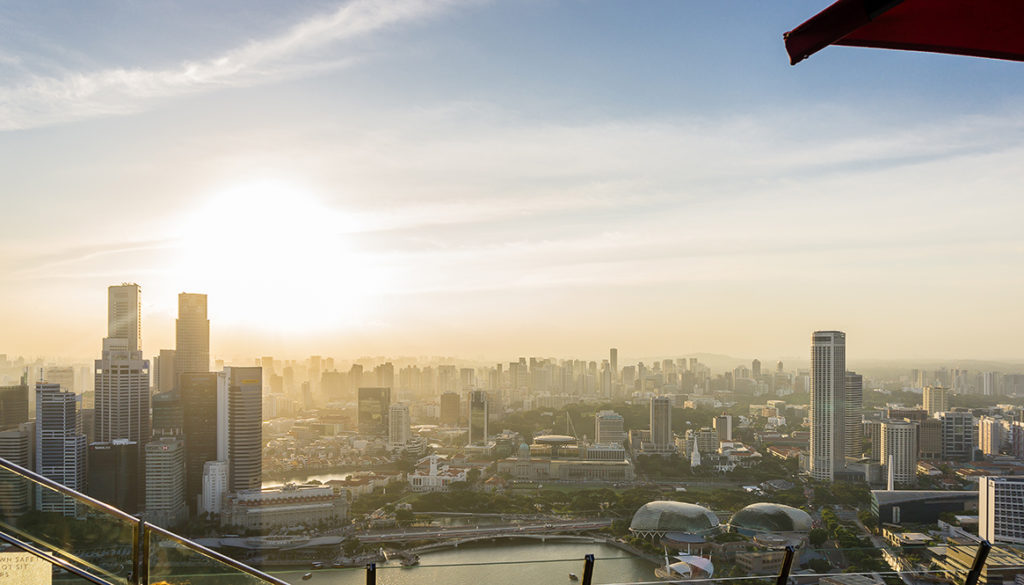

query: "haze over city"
left=4, top=0, right=1024, bottom=361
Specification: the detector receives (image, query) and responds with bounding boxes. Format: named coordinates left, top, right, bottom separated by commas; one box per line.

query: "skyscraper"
left=35, top=382, right=86, bottom=516
left=844, top=371, right=863, bottom=458
left=880, top=420, right=918, bottom=487
left=980, top=477, right=1024, bottom=545
left=469, top=390, right=488, bottom=446
left=145, top=436, right=187, bottom=528
left=222, top=367, right=262, bottom=493
left=650, top=396, right=672, bottom=452
left=358, top=387, right=390, bottom=436
left=0, top=427, right=31, bottom=518
left=175, top=293, right=210, bottom=382
left=939, top=410, right=976, bottom=461
left=609, top=348, right=618, bottom=381
left=923, top=386, right=949, bottom=416
left=95, top=336, right=150, bottom=444
left=713, top=414, right=733, bottom=442
left=0, top=373, right=29, bottom=430
left=439, top=392, right=460, bottom=426
left=810, top=330, right=846, bottom=482
left=107, top=283, right=141, bottom=352
left=180, top=372, right=218, bottom=515
left=979, top=417, right=1003, bottom=456
left=388, top=403, right=410, bottom=450
left=154, top=349, right=176, bottom=393
left=86, top=440, right=140, bottom=513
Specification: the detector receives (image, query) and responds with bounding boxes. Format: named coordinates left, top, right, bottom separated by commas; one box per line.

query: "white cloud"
left=0, top=0, right=469, bottom=131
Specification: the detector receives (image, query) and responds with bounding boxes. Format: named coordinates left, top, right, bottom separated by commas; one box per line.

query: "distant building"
left=357, top=387, right=390, bottom=436
left=880, top=420, right=918, bottom=487
left=95, top=338, right=150, bottom=445
left=145, top=436, right=187, bottom=528
left=175, top=293, right=210, bottom=379
left=408, top=454, right=468, bottom=492
left=87, top=440, right=140, bottom=513
left=223, top=367, right=262, bottom=493
left=649, top=396, right=673, bottom=452
left=810, top=330, right=846, bottom=481
left=844, top=371, right=863, bottom=458
left=0, top=373, right=29, bottom=430
left=107, top=283, right=141, bottom=352
left=871, top=490, right=977, bottom=525
left=439, top=392, right=460, bottom=426
left=0, top=427, right=31, bottom=517
left=979, top=417, right=1003, bottom=457
left=388, top=403, right=410, bottom=450
left=713, top=414, right=732, bottom=442
left=595, top=410, right=626, bottom=445
left=923, top=386, right=949, bottom=416
left=180, top=372, right=218, bottom=516
left=980, top=476, right=1024, bottom=545
left=200, top=460, right=228, bottom=516
left=35, top=382, right=85, bottom=516
left=939, top=411, right=976, bottom=461
left=222, top=484, right=347, bottom=531
left=469, top=390, right=488, bottom=446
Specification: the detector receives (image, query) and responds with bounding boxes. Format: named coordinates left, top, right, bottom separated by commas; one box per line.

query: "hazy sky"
left=3, top=0, right=1024, bottom=362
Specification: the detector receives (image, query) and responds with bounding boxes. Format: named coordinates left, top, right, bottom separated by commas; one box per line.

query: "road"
left=357, top=519, right=613, bottom=543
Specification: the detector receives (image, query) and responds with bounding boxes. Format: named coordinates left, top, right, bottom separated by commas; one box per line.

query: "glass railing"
left=0, top=457, right=289, bottom=585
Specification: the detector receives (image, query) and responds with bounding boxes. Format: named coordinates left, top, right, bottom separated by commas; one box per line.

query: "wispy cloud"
left=0, top=0, right=468, bottom=131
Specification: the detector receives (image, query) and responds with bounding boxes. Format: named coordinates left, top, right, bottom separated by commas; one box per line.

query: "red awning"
left=785, top=0, right=1024, bottom=65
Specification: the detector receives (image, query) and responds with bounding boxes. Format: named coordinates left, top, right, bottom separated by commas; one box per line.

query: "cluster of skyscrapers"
left=0, top=284, right=262, bottom=527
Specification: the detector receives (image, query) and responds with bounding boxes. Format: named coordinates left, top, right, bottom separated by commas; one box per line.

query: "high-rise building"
left=0, top=427, right=31, bottom=518
left=919, top=418, right=943, bottom=460
left=609, top=348, right=618, bottom=381
left=938, top=410, right=976, bottom=461
left=810, top=330, right=846, bottom=482
left=439, top=392, right=460, bottom=426
left=595, top=410, right=625, bottom=445
left=388, top=403, right=410, bottom=450
left=175, top=293, right=210, bottom=381
left=923, top=386, right=949, bottom=416
left=107, top=283, right=141, bottom=352
left=880, top=420, right=918, bottom=487
left=35, top=382, right=86, bottom=516
left=44, top=366, right=75, bottom=393
left=200, top=460, right=228, bottom=515
left=979, top=417, right=1003, bottom=456
left=650, top=396, right=672, bottom=451
left=151, top=390, right=183, bottom=436
left=844, top=371, right=863, bottom=458
left=180, top=372, right=218, bottom=515
left=0, top=373, right=29, bottom=430
left=1012, top=421, right=1024, bottom=459
left=469, top=390, right=488, bottom=446
left=86, top=440, right=140, bottom=513
left=713, top=414, right=733, bottom=442
left=223, top=367, right=262, bottom=493
left=358, top=387, right=390, bottom=436
left=980, top=476, right=1024, bottom=545
left=95, top=336, right=150, bottom=445
left=154, top=349, right=176, bottom=393
left=145, top=436, right=187, bottom=528
left=752, top=359, right=761, bottom=378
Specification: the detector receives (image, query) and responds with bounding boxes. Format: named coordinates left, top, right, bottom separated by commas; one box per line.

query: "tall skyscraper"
left=145, top=436, right=187, bottom=528
left=939, top=410, right=976, bottom=461
left=650, top=396, right=672, bottom=451
left=154, top=349, right=176, bottom=393
left=469, top=390, right=488, bottom=446
left=923, top=386, right=949, bottom=416
left=180, top=372, right=218, bottom=515
left=35, top=382, right=86, bottom=516
left=175, top=293, right=210, bottom=382
left=388, top=403, right=410, bottom=450
left=880, top=420, right=918, bottom=487
left=609, top=348, right=618, bottom=381
left=107, top=283, right=141, bottom=352
left=810, top=330, right=846, bottom=482
left=844, top=371, right=863, bottom=458
left=0, top=373, right=29, bottom=430
left=222, top=367, right=262, bottom=493
left=95, top=337, right=150, bottom=444
left=358, top=387, right=390, bottom=436
left=0, top=427, right=31, bottom=518
left=595, top=410, right=625, bottom=445
left=979, top=417, right=1003, bottom=456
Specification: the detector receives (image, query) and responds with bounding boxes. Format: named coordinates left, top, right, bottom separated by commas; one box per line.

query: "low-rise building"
left=222, top=484, right=348, bottom=531
left=408, top=454, right=468, bottom=492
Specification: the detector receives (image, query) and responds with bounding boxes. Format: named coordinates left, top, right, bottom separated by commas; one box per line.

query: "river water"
left=270, top=541, right=657, bottom=585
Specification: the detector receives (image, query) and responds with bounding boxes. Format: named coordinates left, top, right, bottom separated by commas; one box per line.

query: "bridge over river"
left=356, top=519, right=613, bottom=544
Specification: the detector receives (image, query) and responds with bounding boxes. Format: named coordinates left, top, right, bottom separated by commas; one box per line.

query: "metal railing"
left=0, top=456, right=290, bottom=585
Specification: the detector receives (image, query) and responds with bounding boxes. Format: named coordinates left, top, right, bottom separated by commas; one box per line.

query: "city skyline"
left=3, top=2, right=1024, bottom=361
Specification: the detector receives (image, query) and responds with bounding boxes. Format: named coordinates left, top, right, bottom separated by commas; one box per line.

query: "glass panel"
left=147, top=528, right=282, bottom=585
left=0, top=465, right=137, bottom=585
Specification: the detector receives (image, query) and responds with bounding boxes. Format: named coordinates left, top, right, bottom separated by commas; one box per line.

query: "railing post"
left=775, top=545, right=795, bottom=585
left=963, top=540, right=991, bottom=585
left=581, top=553, right=595, bottom=585
left=131, top=520, right=143, bottom=585
left=140, top=521, right=150, bottom=585
left=366, top=562, right=376, bottom=585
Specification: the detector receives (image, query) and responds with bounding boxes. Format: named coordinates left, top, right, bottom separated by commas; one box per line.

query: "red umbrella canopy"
left=785, top=0, right=1024, bottom=65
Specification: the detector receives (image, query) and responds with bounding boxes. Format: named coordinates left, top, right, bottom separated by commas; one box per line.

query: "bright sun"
left=174, top=179, right=376, bottom=333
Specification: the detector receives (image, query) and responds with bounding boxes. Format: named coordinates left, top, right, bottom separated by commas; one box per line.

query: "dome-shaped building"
left=727, top=503, right=812, bottom=536
left=629, top=501, right=720, bottom=538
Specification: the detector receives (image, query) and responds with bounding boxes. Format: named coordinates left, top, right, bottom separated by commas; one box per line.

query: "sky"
left=3, top=0, right=1024, bottom=363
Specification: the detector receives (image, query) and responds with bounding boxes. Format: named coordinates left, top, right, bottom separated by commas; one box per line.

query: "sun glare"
left=174, top=179, right=376, bottom=332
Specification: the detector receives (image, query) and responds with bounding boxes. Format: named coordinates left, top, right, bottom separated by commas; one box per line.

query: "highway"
left=356, top=519, right=613, bottom=543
